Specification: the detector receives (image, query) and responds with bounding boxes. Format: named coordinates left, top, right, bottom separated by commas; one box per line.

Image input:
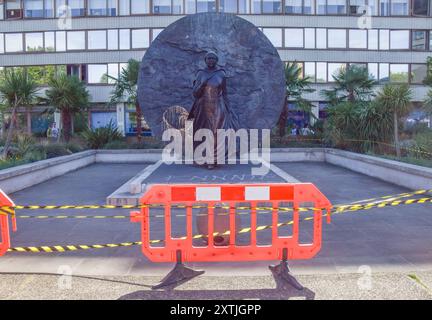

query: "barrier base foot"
left=269, top=260, right=304, bottom=291
left=152, top=263, right=205, bottom=290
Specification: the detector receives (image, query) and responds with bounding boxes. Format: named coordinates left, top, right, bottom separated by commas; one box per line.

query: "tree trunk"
left=277, top=97, right=288, bottom=137
left=62, top=109, right=72, bottom=142
left=2, top=106, right=17, bottom=160
left=26, top=109, right=32, bottom=135
left=393, top=111, right=401, bottom=158
left=135, top=100, right=142, bottom=142
left=348, top=90, right=355, bottom=103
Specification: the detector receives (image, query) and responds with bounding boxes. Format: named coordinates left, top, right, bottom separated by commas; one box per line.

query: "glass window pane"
left=238, top=0, right=249, bottom=13
left=262, top=0, right=281, bottom=13
left=5, top=33, right=23, bottom=52
left=304, top=28, right=315, bottom=49
left=67, top=31, right=85, bottom=50
left=151, top=28, right=163, bottom=42
left=349, top=29, right=367, bottom=48
left=316, top=62, right=327, bottom=82
left=411, top=64, right=427, bottom=84
left=390, top=64, right=408, bottom=82
left=304, top=62, right=316, bottom=81
left=119, top=0, right=130, bottom=15
left=327, top=0, right=346, bottom=14
left=304, top=0, right=315, bottom=14
left=132, top=29, right=149, bottom=48
left=88, top=30, right=107, bottom=50
left=24, top=0, right=44, bottom=18
left=0, top=34, right=4, bottom=53
left=45, top=31, right=55, bottom=51
left=69, top=0, right=85, bottom=16
left=107, top=0, right=117, bottom=15
left=316, top=28, right=327, bottom=48
left=131, top=0, right=149, bottom=14
left=328, top=29, right=346, bottom=48
left=285, top=28, right=303, bottom=48
left=44, top=0, right=54, bottom=17
left=368, top=29, right=378, bottom=50
left=391, top=0, right=408, bottom=15
left=119, top=29, right=130, bottom=49
left=88, top=0, right=107, bottom=16
left=56, top=31, right=66, bottom=51
left=412, top=0, right=429, bottom=16
left=88, top=64, right=108, bottom=84
left=412, top=31, right=426, bottom=50
left=368, top=63, right=378, bottom=80
left=55, top=0, right=66, bottom=17
left=186, top=0, right=196, bottom=13
left=263, top=28, right=282, bottom=47
left=379, top=29, right=389, bottom=50
left=107, top=63, right=118, bottom=83
left=379, top=0, right=390, bottom=15
left=197, top=0, right=216, bottom=12
left=25, top=32, right=43, bottom=51
left=390, top=30, right=409, bottom=50
left=328, top=63, right=345, bottom=81
left=317, top=0, right=326, bottom=14
left=172, top=0, right=183, bottom=13
left=349, top=0, right=366, bottom=14
left=285, top=0, right=302, bottom=14
left=108, top=29, right=118, bottom=50
left=153, top=0, right=172, bottom=13
left=379, top=63, right=389, bottom=82
left=0, top=3, right=4, bottom=20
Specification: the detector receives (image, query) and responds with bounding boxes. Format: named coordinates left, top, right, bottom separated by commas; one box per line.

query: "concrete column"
left=116, top=103, right=126, bottom=136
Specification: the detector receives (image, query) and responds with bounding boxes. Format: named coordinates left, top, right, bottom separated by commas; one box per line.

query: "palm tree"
left=108, top=59, right=142, bottom=141
left=321, top=65, right=376, bottom=104
left=376, top=84, right=413, bottom=157
left=44, top=74, right=90, bottom=142
left=0, top=68, right=39, bottom=159
left=277, top=62, right=315, bottom=137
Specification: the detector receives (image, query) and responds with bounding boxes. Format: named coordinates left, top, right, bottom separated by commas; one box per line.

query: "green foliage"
left=108, top=59, right=140, bottom=106
left=321, top=65, right=376, bottom=105
left=81, top=120, right=123, bottom=149
left=376, top=84, right=413, bottom=117
left=14, top=134, right=36, bottom=157
left=0, top=68, right=39, bottom=108
left=103, top=140, right=129, bottom=149
left=64, top=142, right=85, bottom=153
left=423, top=56, right=432, bottom=86
left=409, top=130, right=432, bottom=159
left=32, top=143, right=72, bottom=159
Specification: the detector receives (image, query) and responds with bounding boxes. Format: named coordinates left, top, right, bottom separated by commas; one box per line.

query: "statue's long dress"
left=188, top=67, right=239, bottom=165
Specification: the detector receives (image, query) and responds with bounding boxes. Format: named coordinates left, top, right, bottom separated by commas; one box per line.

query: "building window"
left=24, top=0, right=44, bottom=18
left=412, top=0, right=429, bottom=16
left=304, top=0, right=315, bottom=13
left=107, top=29, right=118, bottom=50
left=69, top=0, right=85, bottom=16
left=304, top=62, right=316, bottom=81
left=56, top=31, right=66, bottom=51
left=368, top=63, right=378, bottom=80
left=285, top=28, right=303, bottom=47
left=390, top=64, right=409, bottom=82
left=412, top=30, right=426, bottom=50
left=88, top=30, right=107, bottom=50
left=0, top=1, right=4, bottom=20
left=316, top=0, right=326, bottom=13
left=119, top=0, right=130, bottom=15
left=368, top=29, right=378, bottom=49
left=349, top=29, right=367, bottom=49
left=379, top=29, right=389, bottom=50
left=285, top=0, right=302, bottom=13
left=88, top=0, right=107, bottom=15
left=44, top=0, right=54, bottom=17
left=316, top=62, right=327, bottom=82
left=153, top=0, right=172, bottom=14
left=391, top=0, right=408, bottom=15
left=67, top=31, right=85, bottom=50
left=379, top=0, right=390, bottom=15
left=0, top=34, right=5, bottom=53
left=5, top=33, right=23, bottom=52
left=44, top=31, right=55, bottom=51
left=186, top=0, right=196, bottom=13
left=262, top=28, right=282, bottom=47
left=55, top=0, right=66, bottom=17
left=197, top=0, right=216, bottom=12
left=119, top=29, right=130, bottom=49
left=390, top=30, right=409, bottom=49
left=6, top=0, right=22, bottom=19
left=379, top=63, right=389, bottom=82
left=252, top=0, right=282, bottom=13
left=304, top=28, right=315, bottom=48
left=107, top=63, right=118, bottom=83
left=411, top=64, right=427, bottom=84
left=328, top=63, right=345, bottom=81
left=151, top=28, right=163, bottom=42
left=316, top=28, right=327, bottom=48
left=25, top=32, right=44, bottom=51
left=328, top=29, right=346, bottom=48
left=131, top=0, right=150, bottom=14
left=88, top=64, right=108, bottom=84
left=327, top=0, right=347, bottom=14
left=107, top=0, right=117, bottom=15
left=132, top=29, right=150, bottom=48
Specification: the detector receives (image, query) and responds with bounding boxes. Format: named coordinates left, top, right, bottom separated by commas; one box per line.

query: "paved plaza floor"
left=0, top=162, right=431, bottom=299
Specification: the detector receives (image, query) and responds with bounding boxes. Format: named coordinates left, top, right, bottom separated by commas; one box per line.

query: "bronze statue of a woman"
left=187, top=51, right=239, bottom=169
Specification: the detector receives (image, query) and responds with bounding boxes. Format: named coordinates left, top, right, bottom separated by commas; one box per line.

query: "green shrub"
left=129, top=140, right=164, bottom=149
left=409, top=130, right=432, bottom=159
left=81, top=120, right=123, bottom=149
left=103, top=140, right=129, bottom=149
left=64, top=142, right=84, bottom=153
left=23, top=149, right=47, bottom=162
left=32, top=143, right=72, bottom=159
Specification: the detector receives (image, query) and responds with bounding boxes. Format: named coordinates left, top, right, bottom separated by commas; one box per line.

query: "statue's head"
left=204, top=51, right=218, bottom=69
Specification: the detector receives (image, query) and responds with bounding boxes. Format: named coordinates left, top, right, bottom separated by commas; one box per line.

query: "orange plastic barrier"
left=0, top=189, right=17, bottom=256
left=131, top=183, right=332, bottom=263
